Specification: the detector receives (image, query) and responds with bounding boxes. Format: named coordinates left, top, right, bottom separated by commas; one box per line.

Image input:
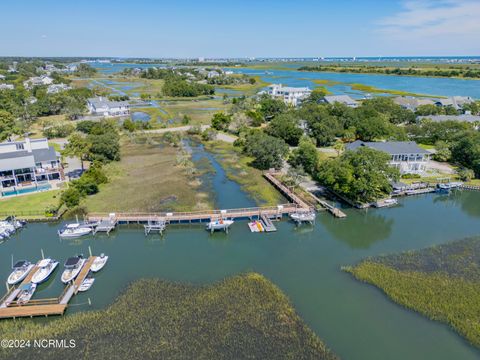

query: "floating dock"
left=93, top=215, right=117, bottom=235
left=260, top=215, right=277, bottom=232
left=0, top=256, right=97, bottom=319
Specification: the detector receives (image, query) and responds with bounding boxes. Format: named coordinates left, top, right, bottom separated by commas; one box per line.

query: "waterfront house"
left=265, top=84, right=312, bottom=106
left=23, top=75, right=54, bottom=89
left=346, top=140, right=430, bottom=174
left=417, top=114, right=480, bottom=126
left=87, top=97, right=130, bottom=117
left=324, top=95, right=359, bottom=108
left=393, top=96, right=435, bottom=111
left=47, top=83, right=72, bottom=94
left=0, top=138, right=63, bottom=194
left=433, top=96, right=474, bottom=111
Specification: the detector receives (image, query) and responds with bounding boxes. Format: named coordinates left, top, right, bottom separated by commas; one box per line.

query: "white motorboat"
left=31, top=258, right=59, bottom=284
left=290, top=211, right=316, bottom=223
left=91, top=254, right=108, bottom=273
left=58, top=223, right=92, bottom=238
left=206, top=219, right=234, bottom=232
left=373, top=198, right=398, bottom=208
left=61, top=255, right=86, bottom=284
left=7, top=260, right=34, bottom=285
left=78, top=277, right=95, bottom=292
left=16, top=283, right=36, bottom=305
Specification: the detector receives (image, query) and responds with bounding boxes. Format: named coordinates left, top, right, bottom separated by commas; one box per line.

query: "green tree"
left=243, top=131, right=289, bottom=170
left=433, top=141, right=451, bottom=162
left=265, top=113, right=303, bottom=146
left=0, top=110, right=16, bottom=140
left=258, top=94, right=287, bottom=120
left=458, top=168, right=475, bottom=182
left=290, top=136, right=319, bottom=175
left=61, top=187, right=81, bottom=208
left=451, top=132, right=480, bottom=177
left=64, top=132, right=91, bottom=170
left=211, top=112, right=232, bottom=131
left=317, top=147, right=400, bottom=204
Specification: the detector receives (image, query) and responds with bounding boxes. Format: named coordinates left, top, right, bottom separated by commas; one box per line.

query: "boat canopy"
left=64, top=256, right=82, bottom=267
left=37, top=259, right=51, bottom=267
left=12, top=260, right=29, bottom=268
left=19, top=283, right=34, bottom=291
left=66, top=223, right=80, bottom=229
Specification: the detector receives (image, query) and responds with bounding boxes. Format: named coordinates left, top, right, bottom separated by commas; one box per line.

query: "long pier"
left=0, top=256, right=97, bottom=319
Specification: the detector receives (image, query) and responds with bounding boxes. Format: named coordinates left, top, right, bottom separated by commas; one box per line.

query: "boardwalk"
left=0, top=256, right=97, bottom=319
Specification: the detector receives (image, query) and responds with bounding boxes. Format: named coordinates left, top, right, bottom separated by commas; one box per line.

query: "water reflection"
left=433, top=190, right=480, bottom=218
left=321, top=210, right=393, bottom=249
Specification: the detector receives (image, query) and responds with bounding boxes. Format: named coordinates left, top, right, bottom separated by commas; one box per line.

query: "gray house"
left=346, top=140, right=430, bottom=174
left=324, top=95, right=359, bottom=108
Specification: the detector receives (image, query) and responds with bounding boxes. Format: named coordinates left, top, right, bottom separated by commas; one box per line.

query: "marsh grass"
left=0, top=274, right=338, bottom=360
left=346, top=237, right=480, bottom=348
left=204, top=141, right=284, bottom=206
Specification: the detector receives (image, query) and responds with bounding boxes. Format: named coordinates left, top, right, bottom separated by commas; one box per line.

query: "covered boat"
left=16, top=283, right=36, bottom=305
left=31, top=258, right=59, bottom=284
left=7, top=260, right=34, bottom=285
left=61, top=255, right=86, bottom=283
left=206, top=219, right=234, bottom=232
left=290, top=211, right=316, bottom=223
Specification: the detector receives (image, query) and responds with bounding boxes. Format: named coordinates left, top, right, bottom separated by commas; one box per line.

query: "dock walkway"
left=0, top=257, right=96, bottom=319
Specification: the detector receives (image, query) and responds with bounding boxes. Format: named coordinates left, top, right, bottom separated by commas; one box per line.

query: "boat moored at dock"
left=206, top=219, right=234, bottom=233
left=78, top=277, right=95, bottom=292
left=373, top=198, right=398, bottom=208
left=61, top=255, right=86, bottom=283
left=16, top=283, right=36, bottom=305
left=31, top=258, right=59, bottom=284
left=290, top=211, right=316, bottom=224
left=58, top=223, right=92, bottom=238
left=90, top=254, right=108, bottom=272
left=7, top=260, right=34, bottom=285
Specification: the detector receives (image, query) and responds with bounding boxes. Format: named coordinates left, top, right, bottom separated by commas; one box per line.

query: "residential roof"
left=88, top=97, right=130, bottom=109
left=346, top=140, right=429, bottom=155
left=393, top=97, right=435, bottom=109
left=32, top=146, right=58, bottom=163
left=0, top=153, right=35, bottom=172
left=324, top=95, right=358, bottom=105
left=417, top=114, right=480, bottom=123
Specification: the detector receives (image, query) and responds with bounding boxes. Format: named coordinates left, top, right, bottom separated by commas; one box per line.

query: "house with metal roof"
left=0, top=138, right=63, bottom=196
left=346, top=140, right=430, bottom=174
left=324, top=95, right=359, bottom=108
left=87, top=97, right=130, bottom=117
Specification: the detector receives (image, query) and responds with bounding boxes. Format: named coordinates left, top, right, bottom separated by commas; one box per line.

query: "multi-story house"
left=265, top=84, right=312, bottom=106
left=346, top=140, right=430, bottom=174
left=87, top=97, right=130, bottom=117
left=0, top=138, right=63, bottom=195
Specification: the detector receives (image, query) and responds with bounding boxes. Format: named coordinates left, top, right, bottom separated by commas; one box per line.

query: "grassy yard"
left=83, top=135, right=210, bottom=213
left=204, top=140, right=284, bottom=206
left=0, top=274, right=337, bottom=360
left=345, top=237, right=480, bottom=348
left=0, top=190, right=61, bottom=218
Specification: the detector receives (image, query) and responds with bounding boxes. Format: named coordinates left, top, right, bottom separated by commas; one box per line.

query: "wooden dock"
left=263, top=172, right=313, bottom=210
left=260, top=215, right=277, bottom=232
left=0, top=256, right=97, bottom=319
left=305, top=192, right=347, bottom=218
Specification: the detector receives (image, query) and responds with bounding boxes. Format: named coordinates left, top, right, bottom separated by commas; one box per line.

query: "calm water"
left=1, top=149, right=480, bottom=359
left=231, top=68, right=480, bottom=99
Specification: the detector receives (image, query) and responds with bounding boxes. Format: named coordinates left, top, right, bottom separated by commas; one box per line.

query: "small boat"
left=373, top=198, right=398, bottom=208
left=91, top=254, right=109, bottom=272
left=7, top=260, right=34, bottom=285
left=206, top=219, right=234, bottom=232
left=16, top=283, right=36, bottom=305
left=78, top=277, right=95, bottom=292
left=248, top=221, right=260, bottom=232
left=31, top=258, right=59, bottom=284
left=290, top=211, right=316, bottom=223
left=61, top=255, right=86, bottom=283
left=58, top=223, right=92, bottom=238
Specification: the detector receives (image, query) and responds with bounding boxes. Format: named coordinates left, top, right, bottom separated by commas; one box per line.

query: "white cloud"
left=377, top=0, right=480, bottom=41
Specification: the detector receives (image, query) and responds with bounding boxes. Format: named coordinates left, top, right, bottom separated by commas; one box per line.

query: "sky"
left=1, top=0, right=479, bottom=58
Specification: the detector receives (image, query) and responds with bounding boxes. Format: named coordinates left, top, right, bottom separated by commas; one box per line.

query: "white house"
left=0, top=74, right=5, bottom=80
left=434, top=96, right=474, bottom=111
left=346, top=140, right=430, bottom=174
left=324, top=95, right=359, bottom=108
left=207, top=70, right=220, bottom=78
left=0, top=138, right=63, bottom=194
left=87, top=97, right=130, bottom=117
left=265, top=84, right=312, bottom=106
left=47, top=83, right=72, bottom=94
left=23, top=75, right=54, bottom=89
left=0, top=84, right=14, bottom=90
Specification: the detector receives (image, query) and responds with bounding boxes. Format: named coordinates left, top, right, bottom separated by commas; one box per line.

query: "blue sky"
left=1, top=0, right=479, bottom=57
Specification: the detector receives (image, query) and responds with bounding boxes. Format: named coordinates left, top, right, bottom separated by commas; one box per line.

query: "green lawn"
left=0, top=190, right=61, bottom=218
